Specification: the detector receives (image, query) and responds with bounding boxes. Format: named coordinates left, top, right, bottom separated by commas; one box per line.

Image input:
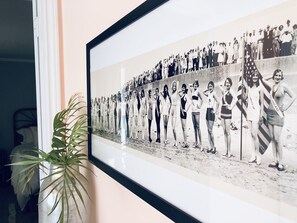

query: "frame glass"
left=87, top=0, right=297, bottom=222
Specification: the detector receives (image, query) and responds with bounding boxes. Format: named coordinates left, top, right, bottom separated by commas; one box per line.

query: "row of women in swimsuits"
left=126, top=78, right=238, bottom=155
left=92, top=78, right=238, bottom=156
left=126, top=86, right=171, bottom=144
left=178, top=71, right=295, bottom=171
left=200, top=78, right=237, bottom=156
left=91, top=95, right=122, bottom=134
left=93, top=68, right=295, bottom=169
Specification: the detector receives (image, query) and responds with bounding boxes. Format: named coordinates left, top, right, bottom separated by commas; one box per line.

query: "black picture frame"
left=86, top=0, right=297, bottom=222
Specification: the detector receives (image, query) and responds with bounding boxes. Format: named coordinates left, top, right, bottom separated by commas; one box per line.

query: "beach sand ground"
left=93, top=110, right=297, bottom=209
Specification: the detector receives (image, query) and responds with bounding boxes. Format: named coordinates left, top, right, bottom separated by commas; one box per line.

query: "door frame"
left=32, top=0, right=61, bottom=172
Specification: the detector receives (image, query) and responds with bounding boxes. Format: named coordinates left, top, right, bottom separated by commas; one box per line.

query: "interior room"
left=0, top=0, right=37, bottom=222
left=1, top=0, right=297, bottom=223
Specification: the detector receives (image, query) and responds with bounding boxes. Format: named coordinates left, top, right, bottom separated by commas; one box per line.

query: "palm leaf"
left=10, top=93, right=92, bottom=223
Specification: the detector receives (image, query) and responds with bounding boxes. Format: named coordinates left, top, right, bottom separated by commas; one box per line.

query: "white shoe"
left=256, top=156, right=261, bottom=165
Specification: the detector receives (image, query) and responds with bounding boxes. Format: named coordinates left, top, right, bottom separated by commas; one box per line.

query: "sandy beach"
left=93, top=109, right=297, bottom=210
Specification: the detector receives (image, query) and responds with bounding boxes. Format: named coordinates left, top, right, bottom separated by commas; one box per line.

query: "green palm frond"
left=10, top=93, right=92, bottom=223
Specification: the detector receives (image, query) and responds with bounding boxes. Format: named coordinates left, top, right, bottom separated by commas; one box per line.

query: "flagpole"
left=239, top=35, right=246, bottom=161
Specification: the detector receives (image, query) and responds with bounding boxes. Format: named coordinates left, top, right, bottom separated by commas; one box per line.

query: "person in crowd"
left=251, top=30, right=258, bottom=60
left=291, top=24, right=297, bottom=55
left=193, top=48, right=198, bottom=71
left=233, top=38, right=239, bottom=63
left=262, top=69, right=296, bottom=171
left=208, top=43, right=213, bottom=68
left=272, top=25, right=283, bottom=57
left=281, top=27, right=293, bottom=56
left=198, top=49, right=203, bottom=70
left=189, top=80, right=203, bottom=150
left=244, top=70, right=264, bottom=165
left=168, top=56, right=175, bottom=77
left=147, top=89, right=154, bottom=143
left=181, top=54, right=187, bottom=74
left=284, top=19, right=293, bottom=33
left=226, top=42, right=233, bottom=64
left=238, top=36, right=244, bottom=63
left=179, top=84, right=191, bottom=148
left=246, top=32, right=253, bottom=56
left=257, top=29, right=264, bottom=60
left=217, top=43, right=225, bottom=66
left=202, top=47, right=207, bottom=69
left=218, top=78, right=237, bottom=157
left=213, top=41, right=219, bottom=66
left=154, top=88, right=161, bottom=143
left=203, top=81, right=219, bottom=154
left=161, top=85, right=172, bottom=145
left=176, top=55, right=181, bottom=75
left=188, top=50, right=193, bottom=72
left=264, top=25, right=273, bottom=58
left=170, top=80, right=179, bottom=147
left=140, top=89, right=147, bottom=140
left=163, top=58, right=168, bottom=79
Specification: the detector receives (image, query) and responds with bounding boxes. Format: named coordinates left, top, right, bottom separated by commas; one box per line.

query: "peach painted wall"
left=58, top=0, right=173, bottom=222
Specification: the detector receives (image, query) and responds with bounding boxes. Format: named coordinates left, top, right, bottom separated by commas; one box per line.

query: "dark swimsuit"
left=220, top=92, right=233, bottom=119
left=180, top=95, right=187, bottom=119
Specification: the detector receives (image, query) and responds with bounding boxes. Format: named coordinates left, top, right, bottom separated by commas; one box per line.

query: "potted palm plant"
left=11, top=93, right=92, bottom=223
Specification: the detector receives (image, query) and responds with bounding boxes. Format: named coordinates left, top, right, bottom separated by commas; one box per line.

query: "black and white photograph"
left=87, top=0, right=297, bottom=222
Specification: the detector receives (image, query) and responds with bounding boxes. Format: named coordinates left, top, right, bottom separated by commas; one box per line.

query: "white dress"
left=246, top=86, right=261, bottom=121
left=161, top=96, right=171, bottom=116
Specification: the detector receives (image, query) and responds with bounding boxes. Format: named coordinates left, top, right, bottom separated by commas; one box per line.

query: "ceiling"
left=0, top=0, right=34, bottom=60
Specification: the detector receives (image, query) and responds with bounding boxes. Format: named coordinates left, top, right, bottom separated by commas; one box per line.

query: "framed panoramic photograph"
left=86, top=0, right=297, bottom=222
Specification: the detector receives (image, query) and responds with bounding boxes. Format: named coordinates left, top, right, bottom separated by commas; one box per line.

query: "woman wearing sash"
left=263, top=69, right=296, bottom=171
left=189, top=80, right=203, bottom=150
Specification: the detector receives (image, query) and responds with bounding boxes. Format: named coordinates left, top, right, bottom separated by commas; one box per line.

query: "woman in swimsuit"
left=147, top=89, right=153, bottom=143
left=218, top=78, right=237, bottom=157
left=189, top=80, right=203, bottom=149
left=263, top=69, right=296, bottom=171
left=179, top=83, right=191, bottom=148
left=161, top=85, right=172, bottom=145
left=244, top=70, right=263, bottom=165
left=203, top=81, right=219, bottom=154
left=140, top=89, right=147, bottom=140
left=171, top=81, right=179, bottom=147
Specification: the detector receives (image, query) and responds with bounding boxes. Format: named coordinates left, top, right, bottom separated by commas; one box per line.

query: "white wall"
left=58, top=0, right=173, bottom=222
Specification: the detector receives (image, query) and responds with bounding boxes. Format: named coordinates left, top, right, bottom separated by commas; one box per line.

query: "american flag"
left=236, top=44, right=272, bottom=154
